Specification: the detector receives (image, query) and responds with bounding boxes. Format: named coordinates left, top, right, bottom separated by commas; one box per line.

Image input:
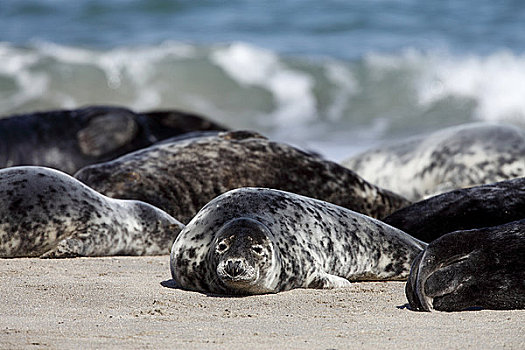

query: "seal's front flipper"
left=77, top=111, right=138, bottom=157
left=40, top=228, right=103, bottom=258
left=40, top=237, right=88, bottom=258
left=306, top=272, right=352, bottom=289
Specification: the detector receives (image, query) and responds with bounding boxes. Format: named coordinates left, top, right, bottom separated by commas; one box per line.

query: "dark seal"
left=406, top=219, right=525, bottom=312
left=383, top=177, right=525, bottom=243
left=342, top=123, right=525, bottom=201
left=0, top=166, right=183, bottom=258
left=75, top=130, right=410, bottom=224
left=0, top=106, right=226, bottom=174
left=170, top=187, right=426, bottom=295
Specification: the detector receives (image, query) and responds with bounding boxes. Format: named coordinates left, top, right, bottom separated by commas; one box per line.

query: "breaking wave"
left=2, top=41, right=525, bottom=157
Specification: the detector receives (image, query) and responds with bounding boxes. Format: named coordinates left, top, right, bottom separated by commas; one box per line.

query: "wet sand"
left=1, top=256, right=523, bottom=349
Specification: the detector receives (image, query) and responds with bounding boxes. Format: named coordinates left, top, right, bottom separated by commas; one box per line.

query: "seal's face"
left=212, top=218, right=278, bottom=295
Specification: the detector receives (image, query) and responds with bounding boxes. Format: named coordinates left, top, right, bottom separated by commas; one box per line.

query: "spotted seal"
left=75, top=131, right=410, bottom=224
left=169, top=187, right=426, bottom=295
left=406, top=219, right=525, bottom=311
left=342, top=123, right=525, bottom=201
left=383, top=177, right=525, bottom=243
left=0, top=105, right=226, bottom=174
left=0, top=166, right=183, bottom=258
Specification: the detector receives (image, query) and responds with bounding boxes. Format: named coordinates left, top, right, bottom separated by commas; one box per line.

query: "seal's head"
left=209, top=217, right=281, bottom=295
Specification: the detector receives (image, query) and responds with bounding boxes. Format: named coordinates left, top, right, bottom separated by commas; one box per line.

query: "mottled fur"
left=0, top=166, right=183, bottom=258
left=343, top=123, right=525, bottom=201
left=170, top=188, right=426, bottom=295
left=75, top=131, right=410, bottom=224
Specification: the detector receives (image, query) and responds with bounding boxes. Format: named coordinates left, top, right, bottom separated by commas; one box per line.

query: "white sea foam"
left=0, top=44, right=49, bottom=111
left=324, top=61, right=359, bottom=122
left=0, top=41, right=231, bottom=121
left=417, top=51, right=525, bottom=125
left=366, top=49, right=525, bottom=126
left=210, top=42, right=317, bottom=126
left=210, top=43, right=277, bottom=86
left=31, top=41, right=197, bottom=110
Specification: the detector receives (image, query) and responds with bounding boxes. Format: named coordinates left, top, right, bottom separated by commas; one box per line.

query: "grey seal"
left=406, top=219, right=525, bottom=311
left=0, top=166, right=183, bottom=258
left=342, top=123, right=525, bottom=201
left=170, top=187, right=426, bottom=295
left=383, top=177, right=525, bottom=243
left=0, top=105, right=226, bottom=174
left=75, top=130, right=410, bottom=224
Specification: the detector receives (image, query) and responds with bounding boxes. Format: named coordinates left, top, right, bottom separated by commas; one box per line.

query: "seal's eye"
left=216, top=242, right=229, bottom=253
left=252, top=245, right=263, bottom=255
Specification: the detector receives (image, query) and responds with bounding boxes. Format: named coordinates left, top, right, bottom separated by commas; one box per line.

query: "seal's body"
left=406, top=219, right=525, bottom=312
left=0, top=166, right=183, bottom=258
left=343, top=123, right=525, bottom=201
left=0, top=106, right=226, bottom=174
left=170, top=188, right=426, bottom=295
left=76, top=131, right=410, bottom=224
left=383, top=177, right=525, bottom=243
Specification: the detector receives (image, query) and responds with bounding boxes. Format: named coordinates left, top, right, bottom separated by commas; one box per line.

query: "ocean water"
left=1, top=0, right=525, bottom=159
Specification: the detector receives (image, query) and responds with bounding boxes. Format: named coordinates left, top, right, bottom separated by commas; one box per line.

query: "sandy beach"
left=1, top=256, right=523, bottom=349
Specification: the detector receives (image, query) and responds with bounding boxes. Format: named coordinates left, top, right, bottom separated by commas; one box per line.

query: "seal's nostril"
left=233, top=260, right=240, bottom=271
left=225, top=260, right=243, bottom=277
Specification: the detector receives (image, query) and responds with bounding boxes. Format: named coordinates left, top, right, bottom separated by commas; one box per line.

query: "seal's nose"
left=224, top=259, right=244, bottom=277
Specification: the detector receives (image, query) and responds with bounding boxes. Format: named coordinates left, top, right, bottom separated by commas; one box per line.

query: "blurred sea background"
left=1, top=0, right=525, bottom=160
